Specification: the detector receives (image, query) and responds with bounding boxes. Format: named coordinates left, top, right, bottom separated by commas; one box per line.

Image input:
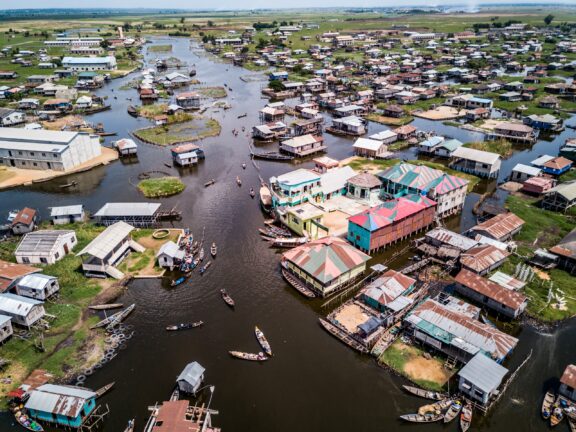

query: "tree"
left=544, top=14, right=555, bottom=26
left=207, top=20, right=214, bottom=27
left=268, top=80, right=285, bottom=92
left=180, top=17, right=185, bottom=24
left=241, top=46, right=249, bottom=54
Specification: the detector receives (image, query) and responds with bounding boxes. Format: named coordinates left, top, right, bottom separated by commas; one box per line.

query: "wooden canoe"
left=123, top=419, right=135, bottom=432
left=551, top=407, right=565, bottom=427
left=229, top=351, right=267, bottom=361
left=418, top=398, right=452, bottom=415
left=402, top=385, right=448, bottom=401
left=13, top=411, right=44, bottom=431
left=166, top=322, right=203, bottom=331
left=400, top=413, right=444, bottom=423
left=96, top=382, right=115, bottom=398
left=220, top=290, right=235, bottom=307
left=255, top=326, right=272, bottom=356
left=568, top=414, right=576, bottom=432
left=89, top=303, right=123, bottom=311
left=460, top=402, right=473, bottom=432
left=444, top=400, right=462, bottom=423
left=542, top=390, right=556, bottom=420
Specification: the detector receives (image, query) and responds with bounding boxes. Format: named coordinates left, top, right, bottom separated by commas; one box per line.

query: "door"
left=9, top=159, right=15, bottom=167
left=64, top=243, right=69, bottom=254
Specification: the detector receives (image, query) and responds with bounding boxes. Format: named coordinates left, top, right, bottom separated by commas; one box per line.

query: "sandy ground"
left=42, top=115, right=92, bottom=132
left=332, top=303, right=371, bottom=333
left=413, top=106, right=465, bottom=121
left=367, top=114, right=411, bottom=126
left=499, top=181, right=524, bottom=192
left=477, top=118, right=525, bottom=131
left=0, top=147, right=118, bottom=190
left=123, top=229, right=183, bottom=277
left=396, top=342, right=451, bottom=385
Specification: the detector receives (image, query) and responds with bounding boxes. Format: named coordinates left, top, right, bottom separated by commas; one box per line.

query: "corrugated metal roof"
left=156, top=241, right=185, bottom=260
left=283, top=237, right=370, bottom=284
left=15, top=230, right=75, bottom=255
left=488, top=271, right=526, bottom=291
left=0, top=259, right=41, bottom=282
left=50, top=205, right=83, bottom=217
left=0, top=314, right=11, bottom=326
left=94, top=202, right=161, bottom=217
left=177, top=361, right=205, bottom=387
left=458, top=352, right=508, bottom=393
left=460, top=245, right=509, bottom=273
left=25, top=384, right=96, bottom=418
left=452, top=146, right=500, bottom=165
left=472, top=212, right=524, bottom=241
left=17, top=274, right=56, bottom=290
left=353, top=137, right=383, bottom=151
left=320, top=166, right=356, bottom=195
left=406, top=298, right=518, bottom=360
left=455, top=269, right=527, bottom=311
left=425, top=228, right=478, bottom=251
left=77, top=221, right=134, bottom=259
left=561, top=365, right=576, bottom=389
left=511, top=163, right=541, bottom=176
left=0, top=293, right=43, bottom=316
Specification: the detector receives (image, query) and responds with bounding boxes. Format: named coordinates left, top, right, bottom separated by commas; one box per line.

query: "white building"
left=0, top=108, right=26, bottom=126
left=0, top=314, right=13, bottom=344
left=62, top=56, right=117, bottom=71
left=156, top=240, right=185, bottom=268
left=0, top=128, right=102, bottom=172
left=50, top=205, right=85, bottom=225
left=15, top=230, right=77, bottom=265
left=15, top=274, right=60, bottom=301
left=0, top=293, right=45, bottom=327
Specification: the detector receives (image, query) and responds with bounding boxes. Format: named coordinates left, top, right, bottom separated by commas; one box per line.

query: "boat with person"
left=199, top=261, right=212, bottom=275
left=204, top=179, right=215, bottom=187
left=220, top=290, right=235, bottom=307
left=255, top=326, right=272, bottom=356
left=123, top=419, right=135, bottom=432
left=259, top=184, right=272, bottom=213
left=399, top=413, right=444, bottom=423
left=443, top=400, right=462, bottom=423
left=229, top=351, right=267, bottom=362
left=543, top=390, right=556, bottom=419
left=250, top=188, right=255, bottom=198
left=269, top=236, right=308, bottom=248
left=166, top=322, right=203, bottom=331
left=460, top=402, right=473, bottom=432
left=199, top=248, right=205, bottom=261
left=236, top=176, right=242, bottom=186
left=210, top=242, right=217, bottom=257
left=551, top=406, right=565, bottom=427
left=171, top=276, right=186, bottom=287
left=12, top=408, right=44, bottom=432
left=418, top=398, right=452, bottom=415
left=89, top=303, right=123, bottom=311
left=402, top=385, right=448, bottom=401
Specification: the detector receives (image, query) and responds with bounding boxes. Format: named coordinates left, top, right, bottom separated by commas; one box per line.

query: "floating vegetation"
left=138, top=176, right=185, bottom=198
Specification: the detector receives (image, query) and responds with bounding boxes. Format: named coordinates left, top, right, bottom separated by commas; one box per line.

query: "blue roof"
left=469, top=97, right=492, bottom=104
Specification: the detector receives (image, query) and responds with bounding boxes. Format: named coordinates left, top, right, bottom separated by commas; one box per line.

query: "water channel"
left=1, top=36, right=575, bottom=432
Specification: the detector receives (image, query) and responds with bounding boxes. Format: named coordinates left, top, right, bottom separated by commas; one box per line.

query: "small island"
left=138, top=176, right=186, bottom=198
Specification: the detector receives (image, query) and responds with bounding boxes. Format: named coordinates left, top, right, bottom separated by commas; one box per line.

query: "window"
left=40, top=257, right=48, bottom=264
left=18, top=151, right=23, bottom=155
left=30, top=152, right=34, bottom=156
left=22, top=257, right=30, bottom=263
left=33, top=163, right=37, bottom=167
left=55, top=252, right=59, bottom=259
left=42, top=153, right=46, bottom=157
left=53, top=154, right=58, bottom=158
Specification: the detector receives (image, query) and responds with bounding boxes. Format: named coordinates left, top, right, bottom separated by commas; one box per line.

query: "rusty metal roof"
left=151, top=400, right=201, bottom=432
left=0, top=259, right=40, bottom=285
left=561, top=364, right=576, bottom=389
left=472, top=212, right=524, bottom=241
left=455, top=269, right=527, bottom=311
left=460, top=245, right=510, bottom=273
left=25, top=384, right=96, bottom=419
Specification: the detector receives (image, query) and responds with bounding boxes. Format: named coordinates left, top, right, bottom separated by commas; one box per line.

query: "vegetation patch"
left=464, top=139, right=513, bottom=158
left=196, top=86, right=227, bottom=98
left=379, top=340, right=451, bottom=391
left=133, top=116, right=221, bottom=145
left=138, top=176, right=185, bottom=198
left=366, top=113, right=414, bottom=126
left=136, top=103, right=168, bottom=119
left=148, top=44, right=172, bottom=52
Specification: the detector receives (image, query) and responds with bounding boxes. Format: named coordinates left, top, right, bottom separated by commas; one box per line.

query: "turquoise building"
left=25, top=384, right=97, bottom=428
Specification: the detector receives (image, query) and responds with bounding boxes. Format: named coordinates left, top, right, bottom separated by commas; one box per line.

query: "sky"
left=0, top=0, right=564, bottom=10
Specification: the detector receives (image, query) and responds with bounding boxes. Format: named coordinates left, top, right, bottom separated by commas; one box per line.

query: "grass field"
left=138, top=176, right=186, bottom=198
left=133, top=116, right=221, bottom=145
left=464, top=139, right=513, bottom=158
left=504, top=195, right=576, bottom=321
left=148, top=44, right=172, bottom=52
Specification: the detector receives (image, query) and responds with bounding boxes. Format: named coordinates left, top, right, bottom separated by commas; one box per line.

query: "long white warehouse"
left=0, top=128, right=102, bottom=171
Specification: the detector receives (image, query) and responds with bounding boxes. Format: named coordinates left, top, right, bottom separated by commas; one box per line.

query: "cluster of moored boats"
left=170, top=229, right=217, bottom=286
left=259, top=220, right=308, bottom=248
left=542, top=390, right=576, bottom=430
left=400, top=385, right=472, bottom=431
left=229, top=326, right=272, bottom=362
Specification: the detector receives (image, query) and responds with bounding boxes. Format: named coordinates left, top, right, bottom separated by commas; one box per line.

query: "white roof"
left=156, top=241, right=185, bottom=259
left=176, top=151, right=197, bottom=160
left=0, top=314, right=11, bottom=326
left=353, top=138, right=384, bottom=151
left=281, top=134, right=319, bottom=148
left=452, top=146, right=501, bottom=164
left=531, top=155, right=555, bottom=167
left=50, top=205, right=83, bottom=217
left=0, top=293, right=43, bottom=316
left=77, top=222, right=135, bottom=259
left=177, top=361, right=205, bottom=387
left=25, top=384, right=96, bottom=418
left=17, top=273, right=56, bottom=290
left=458, top=352, right=508, bottom=393
left=0, top=127, right=78, bottom=144
left=15, top=230, right=75, bottom=256
left=320, top=166, right=356, bottom=195
left=94, top=202, right=161, bottom=217
left=273, top=169, right=320, bottom=186
left=511, top=163, right=541, bottom=176
left=369, top=130, right=397, bottom=141
left=62, top=56, right=114, bottom=64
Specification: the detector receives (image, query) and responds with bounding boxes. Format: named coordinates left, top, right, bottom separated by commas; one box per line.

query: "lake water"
left=0, top=36, right=574, bottom=432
